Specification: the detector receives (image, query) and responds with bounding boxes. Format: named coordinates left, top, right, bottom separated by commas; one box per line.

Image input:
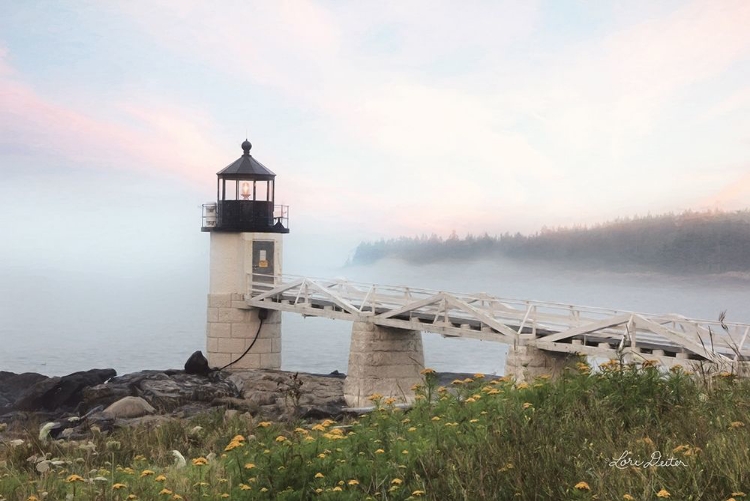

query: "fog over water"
left=2, top=248, right=749, bottom=378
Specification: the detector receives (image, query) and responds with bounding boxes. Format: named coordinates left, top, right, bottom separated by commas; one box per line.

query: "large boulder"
left=14, top=369, right=116, bottom=413
left=103, top=396, right=156, bottom=419
left=0, top=371, right=49, bottom=413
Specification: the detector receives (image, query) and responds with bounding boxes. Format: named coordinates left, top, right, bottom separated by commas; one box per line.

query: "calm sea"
left=2, top=258, right=749, bottom=377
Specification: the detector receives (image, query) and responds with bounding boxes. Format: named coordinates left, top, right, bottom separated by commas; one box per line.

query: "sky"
left=1, top=0, right=749, bottom=274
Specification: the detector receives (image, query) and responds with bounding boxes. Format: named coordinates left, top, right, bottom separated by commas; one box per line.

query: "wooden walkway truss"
left=246, top=274, right=750, bottom=368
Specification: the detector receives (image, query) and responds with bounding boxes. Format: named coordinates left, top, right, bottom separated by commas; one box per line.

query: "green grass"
left=1, top=361, right=749, bottom=500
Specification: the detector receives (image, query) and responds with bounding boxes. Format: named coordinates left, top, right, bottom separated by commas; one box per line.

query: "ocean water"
left=1, top=258, right=749, bottom=377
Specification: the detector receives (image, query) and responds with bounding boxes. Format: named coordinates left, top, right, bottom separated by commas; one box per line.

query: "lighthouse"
left=201, top=139, right=289, bottom=370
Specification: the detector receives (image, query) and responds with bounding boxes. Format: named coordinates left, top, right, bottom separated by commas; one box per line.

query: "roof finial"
left=241, top=138, right=252, bottom=155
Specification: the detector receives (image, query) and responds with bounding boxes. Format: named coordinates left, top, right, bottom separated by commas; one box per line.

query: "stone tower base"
left=206, top=293, right=281, bottom=370
left=344, top=321, right=425, bottom=407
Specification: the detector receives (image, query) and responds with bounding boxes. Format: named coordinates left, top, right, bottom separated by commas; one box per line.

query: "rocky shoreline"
left=0, top=365, right=477, bottom=440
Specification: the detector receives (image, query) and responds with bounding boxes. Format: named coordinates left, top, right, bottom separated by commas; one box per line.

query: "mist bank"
left=351, top=210, right=750, bottom=274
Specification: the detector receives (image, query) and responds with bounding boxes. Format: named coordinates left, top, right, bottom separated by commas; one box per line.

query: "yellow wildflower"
left=221, top=494, right=229, bottom=498
left=257, top=421, right=272, bottom=428
left=172, top=495, right=183, bottom=501
left=730, top=421, right=745, bottom=429
left=375, top=449, right=385, bottom=454
left=127, top=496, right=137, bottom=500
left=408, top=426, right=417, bottom=432
left=260, top=488, right=268, bottom=492
left=642, top=360, right=658, bottom=369
left=275, top=435, right=287, bottom=442
left=391, top=478, right=403, bottom=485
left=27, top=496, right=40, bottom=501
left=368, top=393, right=383, bottom=402
left=470, top=418, right=479, bottom=423
left=314, top=488, right=323, bottom=494
left=191, top=457, right=208, bottom=466
left=140, top=470, right=155, bottom=477
left=348, top=479, right=360, bottom=486
left=159, top=489, right=173, bottom=496
left=420, top=368, right=436, bottom=375
left=657, top=489, right=671, bottom=498
left=623, top=495, right=635, bottom=501
left=384, top=397, right=397, bottom=405
left=122, top=467, right=135, bottom=475
left=332, top=486, right=342, bottom=492
left=431, top=416, right=441, bottom=421
left=113, top=483, right=127, bottom=490
left=225, top=440, right=243, bottom=452
left=574, top=481, right=590, bottom=491
left=311, top=424, right=326, bottom=432
left=239, top=484, right=251, bottom=490
left=451, top=379, right=464, bottom=385
left=465, top=397, right=477, bottom=403
left=155, top=475, right=166, bottom=482
left=522, top=402, right=533, bottom=409
left=412, top=490, right=426, bottom=497
left=402, top=450, right=409, bottom=454
left=731, top=493, right=746, bottom=497
left=133, top=454, right=146, bottom=461
left=516, top=382, right=529, bottom=389
left=315, top=473, right=325, bottom=479
left=244, top=463, right=256, bottom=469
left=66, top=474, right=85, bottom=483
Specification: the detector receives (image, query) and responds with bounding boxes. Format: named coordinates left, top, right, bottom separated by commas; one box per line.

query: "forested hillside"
left=351, top=210, right=750, bottom=273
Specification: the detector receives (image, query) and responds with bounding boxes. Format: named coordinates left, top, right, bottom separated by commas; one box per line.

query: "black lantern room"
left=201, top=140, right=290, bottom=233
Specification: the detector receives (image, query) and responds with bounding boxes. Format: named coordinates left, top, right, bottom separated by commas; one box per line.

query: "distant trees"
left=349, top=210, right=750, bottom=274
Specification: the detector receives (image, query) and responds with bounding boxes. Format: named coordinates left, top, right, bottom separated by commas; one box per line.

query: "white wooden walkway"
left=246, top=274, right=750, bottom=368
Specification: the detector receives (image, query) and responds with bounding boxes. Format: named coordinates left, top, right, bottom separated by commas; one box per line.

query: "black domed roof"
left=217, top=140, right=276, bottom=180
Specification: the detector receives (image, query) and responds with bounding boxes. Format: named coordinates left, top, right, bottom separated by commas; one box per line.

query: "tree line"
left=350, top=210, right=750, bottom=273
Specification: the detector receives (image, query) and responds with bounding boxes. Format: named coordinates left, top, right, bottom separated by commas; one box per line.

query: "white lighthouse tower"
left=201, top=139, right=289, bottom=370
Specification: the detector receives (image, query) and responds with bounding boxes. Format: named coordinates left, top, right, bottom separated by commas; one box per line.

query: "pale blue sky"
left=1, top=0, right=749, bottom=272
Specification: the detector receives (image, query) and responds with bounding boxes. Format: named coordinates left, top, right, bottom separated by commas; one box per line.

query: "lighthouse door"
left=252, top=240, right=275, bottom=288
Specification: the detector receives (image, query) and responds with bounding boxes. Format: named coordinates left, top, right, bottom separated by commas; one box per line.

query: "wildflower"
left=412, top=490, right=426, bottom=497
left=730, top=421, right=745, bottom=429
left=623, top=495, right=635, bottom=501
left=420, top=368, right=436, bottom=375
left=315, top=488, right=323, bottom=494
left=122, top=467, right=136, bottom=475
left=113, top=483, right=127, bottom=490
left=191, top=457, right=208, bottom=466
left=402, top=450, right=409, bottom=454
left=451, top=379, right=464, bottom=385
left=408, top=427, right=417, bottom=432
left=315, top=473, right=325, bottom=479
left=465, top=397, right=477, bottom=403
left=127, top=496, right=137, bottom=500
left=719, top=371, right=733, bottom=378
left=172, top=495, right=183, bottom=501
left=26, top=497, right=40, bottom=501
left=375, top=449, right=385, bottom=454
left=384, top=397, right=397, bottom=405
left=672, top=445, right=688, bottom=454
left=244, top=463, right=256, bottom=469
left=463, top=377, right=474, bottom=383
left=332, top=486, right=343, bottom=492
left=140, top=470, right=155, bottom=477
left=731, top=493, right=746, bottom=497
left=260, top=488, right=268, bottom=492
left=155, top=475, right=166, bottom=482
left=66, top=474, right=84, bottom=483
left=348, top=479, right=360, bottom=486
left=431, top=416, right=441, bottom=421
left=224, top=440, right=243, bottom=452
left=657, top=489, right=671, bottom=498
left=522, top=402, right=533, bottom=409
left=159, top=489, right=173, bottom=495
left=221, top=494, right=229, bottom=498
left=311, top=424, right=326, bottom=432
left=391, top=479, right=403, bottom=485
left=516, top=382, right=529, bottom=389
left=239, top=484, right=251, bottom=491
left=258, top=421, right=272, bottom=428
left=368, top=393, right=384, bottom=402
left=642, top=437, right=655, bottom=447
left=321, top=419, right=336, bottom=427
left=670, top=365, right=683, bottom=372
left=410, top=383, right=423, bottom=391
left=133, top=455, right=146, bottom=461
left=275, top=435, right=287, bottom=442
left=470, top=419, right=479, bottom=423
left=488, top=389, right=501, bottom=395
left=642, top=360, right=658, bottom=369
left=294, top=427, right=308, bottom=434
left=574, top=481, right=590, bottom=491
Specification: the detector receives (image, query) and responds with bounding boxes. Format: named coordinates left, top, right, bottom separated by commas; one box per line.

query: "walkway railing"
left=246, top=274, right=750, bottom=366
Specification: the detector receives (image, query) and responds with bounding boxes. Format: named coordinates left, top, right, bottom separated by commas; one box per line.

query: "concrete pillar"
left=344, top=321, right=425, bottom=407
left=505, top=345, right=573, bottom=382
left=206, top=232, right=283, bottom=370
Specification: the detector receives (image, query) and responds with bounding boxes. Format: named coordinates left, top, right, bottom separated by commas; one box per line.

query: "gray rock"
left=103, top=396, right=156, bottom=419
left=14, top=369, right=116, bottom=413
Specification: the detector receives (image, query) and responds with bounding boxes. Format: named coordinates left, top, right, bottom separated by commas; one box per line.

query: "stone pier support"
left=505, top=345, right=574, bottom=382
left=344, top=321, right=425, bottom=408
left=206, top=293, right=281, bottom=370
